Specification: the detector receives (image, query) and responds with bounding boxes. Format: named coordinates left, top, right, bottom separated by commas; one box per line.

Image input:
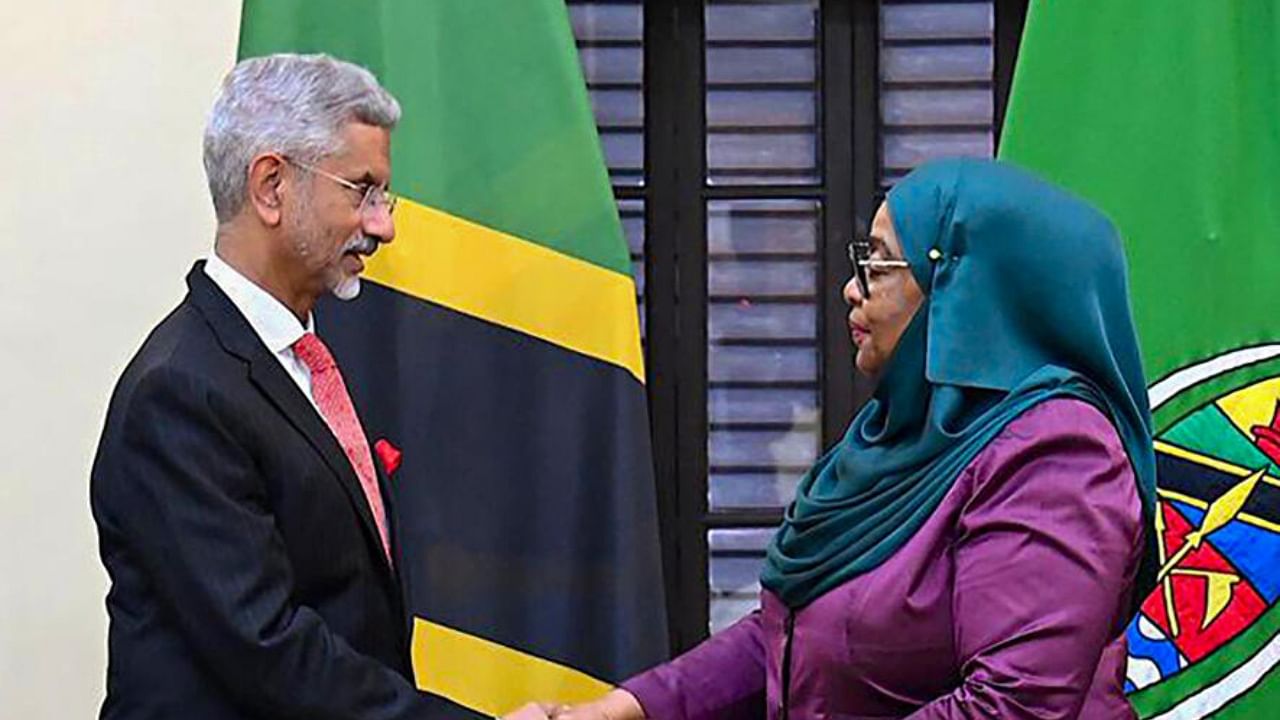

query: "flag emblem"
left=1125, top=353, right=1280, bottom=711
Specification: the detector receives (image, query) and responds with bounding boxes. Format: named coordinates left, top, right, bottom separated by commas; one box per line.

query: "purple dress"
left=624, top=398, right=1143, bottom=719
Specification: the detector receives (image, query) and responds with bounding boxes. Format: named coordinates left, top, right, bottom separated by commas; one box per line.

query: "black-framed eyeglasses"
left=281, top=155, right=398, bottom=217
left=848, top=238, right=910, bottom=299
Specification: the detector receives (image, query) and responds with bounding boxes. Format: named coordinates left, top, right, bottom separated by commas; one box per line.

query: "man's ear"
left=246, top=153, right=287, bottom=227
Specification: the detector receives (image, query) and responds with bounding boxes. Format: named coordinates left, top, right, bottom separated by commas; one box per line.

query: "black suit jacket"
left=91, top=262, right=430, bottom=719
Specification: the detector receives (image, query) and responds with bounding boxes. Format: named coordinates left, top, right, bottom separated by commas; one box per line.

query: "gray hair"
left=202, top=53, right=401, bottom=223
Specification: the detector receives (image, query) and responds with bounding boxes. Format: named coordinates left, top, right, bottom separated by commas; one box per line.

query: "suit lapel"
left=373, top=458, right=412, bottom=630
left=186, top=262, right=393, bottom=575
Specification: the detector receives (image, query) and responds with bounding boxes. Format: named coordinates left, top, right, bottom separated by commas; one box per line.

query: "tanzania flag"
left=1000, top=3, right=1280, bottom=717
left=240, top=2, right=668, bottom=717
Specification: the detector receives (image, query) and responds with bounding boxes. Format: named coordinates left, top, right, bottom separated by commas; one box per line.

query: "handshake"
left=503, top=689, right=645, bottom=720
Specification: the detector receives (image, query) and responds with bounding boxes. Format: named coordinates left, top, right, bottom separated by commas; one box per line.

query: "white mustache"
left=343, top=234, right=378, bottom=256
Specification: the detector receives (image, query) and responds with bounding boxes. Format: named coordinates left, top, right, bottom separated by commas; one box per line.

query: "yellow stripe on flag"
left=365, top=199, right=645, bottom=384
left=411, top=618, right=613, bottom=716
left=1155, top=439, right=1280, bottom=486
left=1154, top=440, right=1280, bottom=529
left=1156, top=488, right=1280, bottom=534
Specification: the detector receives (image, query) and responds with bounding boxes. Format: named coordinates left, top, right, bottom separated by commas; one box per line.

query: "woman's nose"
left=843, top=275, right=863, bottom=306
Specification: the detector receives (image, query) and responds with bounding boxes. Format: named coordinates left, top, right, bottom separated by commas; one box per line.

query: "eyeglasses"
left=848, top=238, right=910, bottom=299
left=282, top=155, right=398, bottom=217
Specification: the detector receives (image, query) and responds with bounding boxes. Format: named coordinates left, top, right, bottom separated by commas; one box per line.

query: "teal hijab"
left=761, top=159, right=1157, bottom=609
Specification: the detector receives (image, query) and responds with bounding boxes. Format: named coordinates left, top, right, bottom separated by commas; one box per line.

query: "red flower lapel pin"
left=373, top=439, right=402, bottom=476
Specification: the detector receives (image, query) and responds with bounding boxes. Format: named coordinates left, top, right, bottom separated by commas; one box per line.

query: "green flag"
left=240, top=2, right=667, bottom=717
left=1002, top=2, right=1280, bottom=717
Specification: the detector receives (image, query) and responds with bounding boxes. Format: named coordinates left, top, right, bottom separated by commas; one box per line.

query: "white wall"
left=0, top=3, right=241, bottom=716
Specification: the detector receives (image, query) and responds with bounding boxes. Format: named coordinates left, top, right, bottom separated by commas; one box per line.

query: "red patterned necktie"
left=292, top=332, right=391, bottom=565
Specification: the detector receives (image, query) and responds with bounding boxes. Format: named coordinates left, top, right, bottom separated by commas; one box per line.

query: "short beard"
left=329, top=271, right=361, bottom=301
left=287, top=183, right=367, bottom=302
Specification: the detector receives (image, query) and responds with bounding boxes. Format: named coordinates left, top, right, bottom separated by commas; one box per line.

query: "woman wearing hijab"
left=554, top=159, right=1156, bottom=719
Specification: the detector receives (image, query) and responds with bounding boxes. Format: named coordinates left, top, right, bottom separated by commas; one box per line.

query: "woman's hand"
left=551, top=689, right=645, bottom=720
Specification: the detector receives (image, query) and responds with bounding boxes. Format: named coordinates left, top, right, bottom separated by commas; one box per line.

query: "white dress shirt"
left=204, top=253, right=318, bottom=409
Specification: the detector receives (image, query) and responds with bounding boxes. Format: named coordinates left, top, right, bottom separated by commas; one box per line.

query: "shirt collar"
left=204, top=252, right=315, bottom=354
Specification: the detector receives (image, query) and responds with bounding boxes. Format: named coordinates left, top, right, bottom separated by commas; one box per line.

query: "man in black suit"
left=91, top=53, right=549, bottom=720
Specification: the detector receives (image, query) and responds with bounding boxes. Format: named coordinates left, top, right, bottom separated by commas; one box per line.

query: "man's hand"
left=502, top=702, right=563, bottom=720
